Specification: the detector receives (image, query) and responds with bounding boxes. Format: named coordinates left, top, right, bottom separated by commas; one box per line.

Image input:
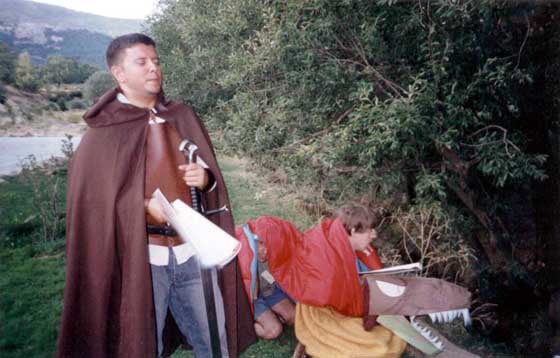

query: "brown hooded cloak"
left=56, top=88, right=256, bottom=357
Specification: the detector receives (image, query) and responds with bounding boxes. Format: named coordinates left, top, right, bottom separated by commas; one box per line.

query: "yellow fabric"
left=295, top=303, right=407, bottom=358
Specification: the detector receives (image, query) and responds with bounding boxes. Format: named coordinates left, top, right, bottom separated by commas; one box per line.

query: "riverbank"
left=0, top=109, right=87, bottom=137
left=0, top=84, right=88, bottom=137
left=0, top=136, right=81, bottom=176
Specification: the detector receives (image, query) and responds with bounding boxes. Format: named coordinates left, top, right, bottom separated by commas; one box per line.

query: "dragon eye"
left=376, top=280, right=406, bottom=297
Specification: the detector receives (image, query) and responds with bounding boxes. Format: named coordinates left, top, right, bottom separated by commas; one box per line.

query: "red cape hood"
left=242, top=216, right=382, bottom=317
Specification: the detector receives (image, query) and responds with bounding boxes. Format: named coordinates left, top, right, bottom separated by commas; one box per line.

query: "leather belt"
left=146, top=225, right=183, bottom=247
left=148, top=234, right=184, bottom=247
left=147, top=224, right=177, bottom=236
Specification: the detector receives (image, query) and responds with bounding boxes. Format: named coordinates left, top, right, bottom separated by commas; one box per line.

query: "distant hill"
left=0, top=0, right=144, bottom=68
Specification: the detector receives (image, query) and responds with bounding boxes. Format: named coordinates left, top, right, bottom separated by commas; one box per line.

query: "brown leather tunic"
left=145, top=118, right=191, bottom=245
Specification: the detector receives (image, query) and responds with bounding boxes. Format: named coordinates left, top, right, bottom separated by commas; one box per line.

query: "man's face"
left=349, top=227, right=377, bottom=251
left=111, top=43, right=162, bottom=101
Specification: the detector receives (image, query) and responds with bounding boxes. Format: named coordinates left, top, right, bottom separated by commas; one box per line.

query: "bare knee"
left=255, top=320, right=283, bottom=339
left=255, top=311, right=283, bottom=339
left=272, top=299, right=296, bottom=326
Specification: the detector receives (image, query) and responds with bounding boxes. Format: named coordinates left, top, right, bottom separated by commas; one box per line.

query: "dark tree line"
left=0, top=43, right=98, bottom=93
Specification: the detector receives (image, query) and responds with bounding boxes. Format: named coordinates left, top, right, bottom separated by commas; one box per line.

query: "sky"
left=30, top=0, right=161, bottom=20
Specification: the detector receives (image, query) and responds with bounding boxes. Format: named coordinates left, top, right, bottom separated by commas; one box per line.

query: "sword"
left=179, top=138, right=222, bottom=358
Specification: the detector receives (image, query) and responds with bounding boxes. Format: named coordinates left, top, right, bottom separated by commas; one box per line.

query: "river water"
left=0, top=136, right=81, bottom=176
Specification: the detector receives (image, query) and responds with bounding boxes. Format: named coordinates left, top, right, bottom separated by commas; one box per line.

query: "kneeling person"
left=237, top=219, right=296, bottom=339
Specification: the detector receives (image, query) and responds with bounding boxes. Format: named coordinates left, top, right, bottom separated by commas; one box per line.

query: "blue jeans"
left=253, top=283, right=293, bottom=319
left=150, top=250, right=229, bottom=358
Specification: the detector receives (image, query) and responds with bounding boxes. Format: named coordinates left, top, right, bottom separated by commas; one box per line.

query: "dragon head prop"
left=362, top=274, right=473, bottom=355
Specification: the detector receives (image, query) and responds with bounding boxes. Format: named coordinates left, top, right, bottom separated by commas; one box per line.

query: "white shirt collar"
left=117, top=93, right=162, bottom=122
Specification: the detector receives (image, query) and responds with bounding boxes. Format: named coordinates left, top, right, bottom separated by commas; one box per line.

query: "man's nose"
left=148, top=60, right=158, bottom=71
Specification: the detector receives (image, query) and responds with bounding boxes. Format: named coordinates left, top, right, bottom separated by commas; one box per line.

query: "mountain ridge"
left=0, top=0, right=145, bottom=67
left=0, top=0, right=143, bottom=37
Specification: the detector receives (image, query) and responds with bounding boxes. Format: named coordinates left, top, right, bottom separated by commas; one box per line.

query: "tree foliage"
left=151, top=0, right=548, bottom=241
left=0, top=42, right=17, bottom=85
left=40, top=55, right=97, bottom=85
left=15, top=52, right=41, bottom=92
left=150, top=4, right=559, bottom=351
left=83, top=70, right=115, bottom=104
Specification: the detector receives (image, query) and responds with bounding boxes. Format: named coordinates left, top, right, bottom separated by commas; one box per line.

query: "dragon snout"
left=363, top=275, right=472, bottom=321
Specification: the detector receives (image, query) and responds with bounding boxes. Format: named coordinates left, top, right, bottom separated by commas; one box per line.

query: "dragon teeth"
left=420, top=326, right=444, bottom=350
left=462, top=308, right=472, bottom=326
left=429, top=309, right=469, bottom=324
left=410, top=317, right=444, bottom=352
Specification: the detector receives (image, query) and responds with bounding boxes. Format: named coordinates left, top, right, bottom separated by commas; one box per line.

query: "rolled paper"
left=154, top=189, right=241, bottom=268
left=170, top=199, right=241, bottom=268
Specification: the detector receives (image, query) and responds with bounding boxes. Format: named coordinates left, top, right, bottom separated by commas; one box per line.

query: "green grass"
left=0, top=155, right=311, bottom=358
left=0, top=244, right=65, bottom=357
left=219, top=156, right=315, bottom=230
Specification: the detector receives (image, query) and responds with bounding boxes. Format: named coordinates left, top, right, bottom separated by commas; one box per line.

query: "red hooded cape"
left=57, top=88, right=256, bottom=357
left=236, top=216, right=382, bottom=317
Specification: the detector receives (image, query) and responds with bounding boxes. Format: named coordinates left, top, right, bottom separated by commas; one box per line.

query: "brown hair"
left=335, top=204, right=382, bottom=235
left=106, top=33, right=156, bottom=68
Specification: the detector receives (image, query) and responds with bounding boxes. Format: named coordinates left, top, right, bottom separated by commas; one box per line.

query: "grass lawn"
left=0, top=155, right=515, bottom=358
left=0, top=156, right=310, bottom=358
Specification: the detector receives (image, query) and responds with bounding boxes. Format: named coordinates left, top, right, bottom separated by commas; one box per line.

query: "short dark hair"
left=106, top=33, right=156, bottom=68
left=336, top=204, right=382, bottom=234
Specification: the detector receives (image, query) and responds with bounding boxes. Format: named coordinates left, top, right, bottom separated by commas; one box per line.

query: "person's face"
left=111, top=43, right=162, bottom=101
left=349, top=227, right=378, bottom=251
left=257, top=241, right=268, bottom=262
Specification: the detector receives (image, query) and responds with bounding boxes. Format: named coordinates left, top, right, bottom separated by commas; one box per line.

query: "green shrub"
left=0, top=42, right=16, bottom=85
left=47, top=101, right=60, bottom=111
left=15, top=52, right=41, bottom=92
left=66, top=97, right=87, bottom=110
left=0, top=84, right=6, bottom=104
left=83, top=70, right=115, bottom=103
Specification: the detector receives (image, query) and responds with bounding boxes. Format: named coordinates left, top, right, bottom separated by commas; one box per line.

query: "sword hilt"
left=179, top=139, right=202, bottom=212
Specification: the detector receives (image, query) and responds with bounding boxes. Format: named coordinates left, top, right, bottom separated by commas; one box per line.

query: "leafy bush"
left=83, top=70, right=115, bottom=103
left=0, top=42, right=17, bottom=85
left=18, top=155, right=67, bottom=243
left=15, top=52, right=41, bottom=92
left=0, top=84, right=6, bottom=104
left=40, top=55, right=97, bottom=85
left=66, top=97, right=88, bottom=110
left=150, top=1, right=548, bottom=231
left=47, top=101, right=60, bottom=111
left=150, top=3, right=559, bottom=353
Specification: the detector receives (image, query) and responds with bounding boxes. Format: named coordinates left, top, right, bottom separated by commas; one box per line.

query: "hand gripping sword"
left=179, top=138, right=222, bottom=358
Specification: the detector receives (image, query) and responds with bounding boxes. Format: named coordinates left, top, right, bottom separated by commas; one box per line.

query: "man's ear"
left=110, top=65, right=125, bottom=84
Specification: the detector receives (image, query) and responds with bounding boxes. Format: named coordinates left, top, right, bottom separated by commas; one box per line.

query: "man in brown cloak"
left=56, top=33, right=256, bottom=357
